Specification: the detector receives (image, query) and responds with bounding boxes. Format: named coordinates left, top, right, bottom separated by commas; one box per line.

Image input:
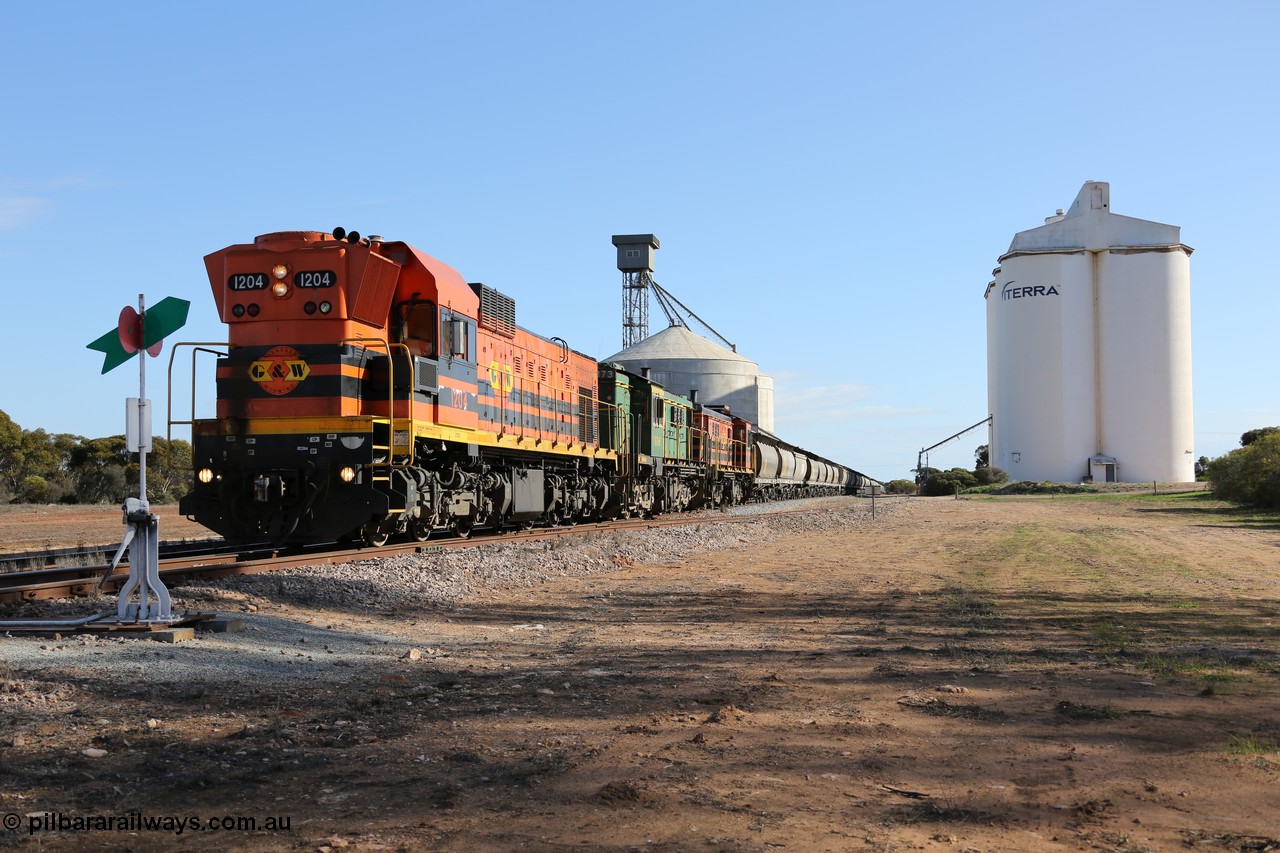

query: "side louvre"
left=578, top=386, right=598, bottom=445
left=471, top=283, right=516, bottom=338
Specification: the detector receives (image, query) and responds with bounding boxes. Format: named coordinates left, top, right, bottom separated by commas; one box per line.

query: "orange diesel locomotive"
left=180, top=228, right=872, bottom=546
left=182, top=229, right=614, bottom=545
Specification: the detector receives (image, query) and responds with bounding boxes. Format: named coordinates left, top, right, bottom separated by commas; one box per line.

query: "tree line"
left=878, top=445, right=1010, bottom=496
left=1204, top=426, right=1280, bottom=508
left=5, top=406, right=1276, bottom=510
left=0, top=410, right=190, bottom=505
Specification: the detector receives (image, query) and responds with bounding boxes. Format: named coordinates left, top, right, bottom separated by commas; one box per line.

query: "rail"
left=0, top=498, right=864, bottom=604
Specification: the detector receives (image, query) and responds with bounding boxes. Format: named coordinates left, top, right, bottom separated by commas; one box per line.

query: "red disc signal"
left=117, top=307, right=166, bottom=357
left=118, top=307, right=142, bottom=354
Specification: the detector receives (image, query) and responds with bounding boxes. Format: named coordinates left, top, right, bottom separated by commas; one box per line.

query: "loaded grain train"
left=178, top=229, right=875, bottom=545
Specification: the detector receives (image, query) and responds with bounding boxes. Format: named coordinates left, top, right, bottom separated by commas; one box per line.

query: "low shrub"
left=1206, top=433, right=1280, bottom=508
left=992, top=481, right=1100, bottom=496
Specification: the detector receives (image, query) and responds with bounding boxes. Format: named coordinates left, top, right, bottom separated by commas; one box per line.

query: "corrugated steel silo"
left=604, top=325, right=775, bottom=432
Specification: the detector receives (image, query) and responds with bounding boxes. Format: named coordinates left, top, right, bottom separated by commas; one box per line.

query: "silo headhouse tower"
left=985, top=182, right=1195, bottom=484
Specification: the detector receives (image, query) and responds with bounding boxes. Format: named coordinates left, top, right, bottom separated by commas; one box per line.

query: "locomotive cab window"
left=399, top=301, right=437, bottom=357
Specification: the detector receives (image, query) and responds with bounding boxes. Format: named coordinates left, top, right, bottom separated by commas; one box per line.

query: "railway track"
left=0, top=506, right=809, bottom=605
left=0, top=538, right=237, bottom=573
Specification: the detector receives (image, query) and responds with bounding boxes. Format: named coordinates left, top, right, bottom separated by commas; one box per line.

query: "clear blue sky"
left=2, top=1, right=1276, bottom=482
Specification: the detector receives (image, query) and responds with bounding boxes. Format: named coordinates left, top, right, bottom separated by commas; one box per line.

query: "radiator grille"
left=472, top=283, right=516, bottom=338
left=415, top=358, right=438, bottom=391
left=578, top=387, right=598, bottom=445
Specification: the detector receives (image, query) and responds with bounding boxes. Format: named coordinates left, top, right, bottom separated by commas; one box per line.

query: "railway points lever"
left=90, top=294, right=189, bottom=624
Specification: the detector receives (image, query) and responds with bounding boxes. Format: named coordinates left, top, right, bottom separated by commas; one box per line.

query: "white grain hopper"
left=604, top=325, right=775, bottom=432
left=985, top=181, right=1194, bottom=483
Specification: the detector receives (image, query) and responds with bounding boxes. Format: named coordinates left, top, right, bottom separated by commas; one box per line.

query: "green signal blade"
left=87, top=328, right=135, bottom=374
left=87, top=296, right=191, bottom=374
left=141, top=297, right=190, bottom=349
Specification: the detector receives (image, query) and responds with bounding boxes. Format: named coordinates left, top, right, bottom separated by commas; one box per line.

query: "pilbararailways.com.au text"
left=9, top=811, right=291, bottom=836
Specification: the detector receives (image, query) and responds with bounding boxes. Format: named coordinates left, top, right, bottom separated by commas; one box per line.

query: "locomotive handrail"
left=690, top=427, right=751, bottom=474
left=165, top=341, right=230, bottom=468
left=535, top=379, right=545, bottom=445
left=341, top=336, right=415, bottom=468
left=596, top=398, right=628, bottom=476
left=497, top=368, right=508, bottom=439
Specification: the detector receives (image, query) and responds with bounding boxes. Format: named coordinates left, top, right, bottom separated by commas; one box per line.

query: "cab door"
left=436, top=308, right=478, bottom=429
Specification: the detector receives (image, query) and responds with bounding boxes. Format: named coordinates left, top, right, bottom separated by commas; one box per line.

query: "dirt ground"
left=0, top=503, right=213, bottom=556
left=2, top=493, right=1279, bottom=852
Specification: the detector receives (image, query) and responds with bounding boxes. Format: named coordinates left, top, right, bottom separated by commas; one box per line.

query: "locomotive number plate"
left=294, top=270, right=336, bottom=288
left=228, top=273, right=268, bottom=290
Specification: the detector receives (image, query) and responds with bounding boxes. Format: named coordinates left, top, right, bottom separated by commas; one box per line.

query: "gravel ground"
left=0, top=497, right=905, bottom=689
left=3, top=492, right=1276, bottom=853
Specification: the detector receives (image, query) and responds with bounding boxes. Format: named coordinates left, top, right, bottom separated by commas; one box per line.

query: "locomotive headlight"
left=272, top=281, right=290, bottom=298
left=271, top=263, right=290, bottom=280
left=319, top=301, right=332, bottom=314
left=339, top=465, right=356, bottom=483
left=198, top=467, right=215, bottom=484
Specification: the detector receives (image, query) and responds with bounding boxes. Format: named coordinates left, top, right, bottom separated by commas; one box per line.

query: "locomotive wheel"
left=451, top=516, right=475, bottom=539
left=409, top=519, right=433, bottom=542
left=362, top=522, right=390, bottom=547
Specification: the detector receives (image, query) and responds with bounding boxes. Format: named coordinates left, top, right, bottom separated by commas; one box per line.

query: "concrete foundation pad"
left=148, top=627, right=196, bottom=643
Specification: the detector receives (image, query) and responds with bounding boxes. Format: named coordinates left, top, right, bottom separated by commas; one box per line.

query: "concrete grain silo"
left=985, top=182, right=1194, bottom=483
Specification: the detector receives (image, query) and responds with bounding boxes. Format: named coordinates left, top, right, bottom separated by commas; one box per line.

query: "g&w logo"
left=249, top=346, right=311, bottom=396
